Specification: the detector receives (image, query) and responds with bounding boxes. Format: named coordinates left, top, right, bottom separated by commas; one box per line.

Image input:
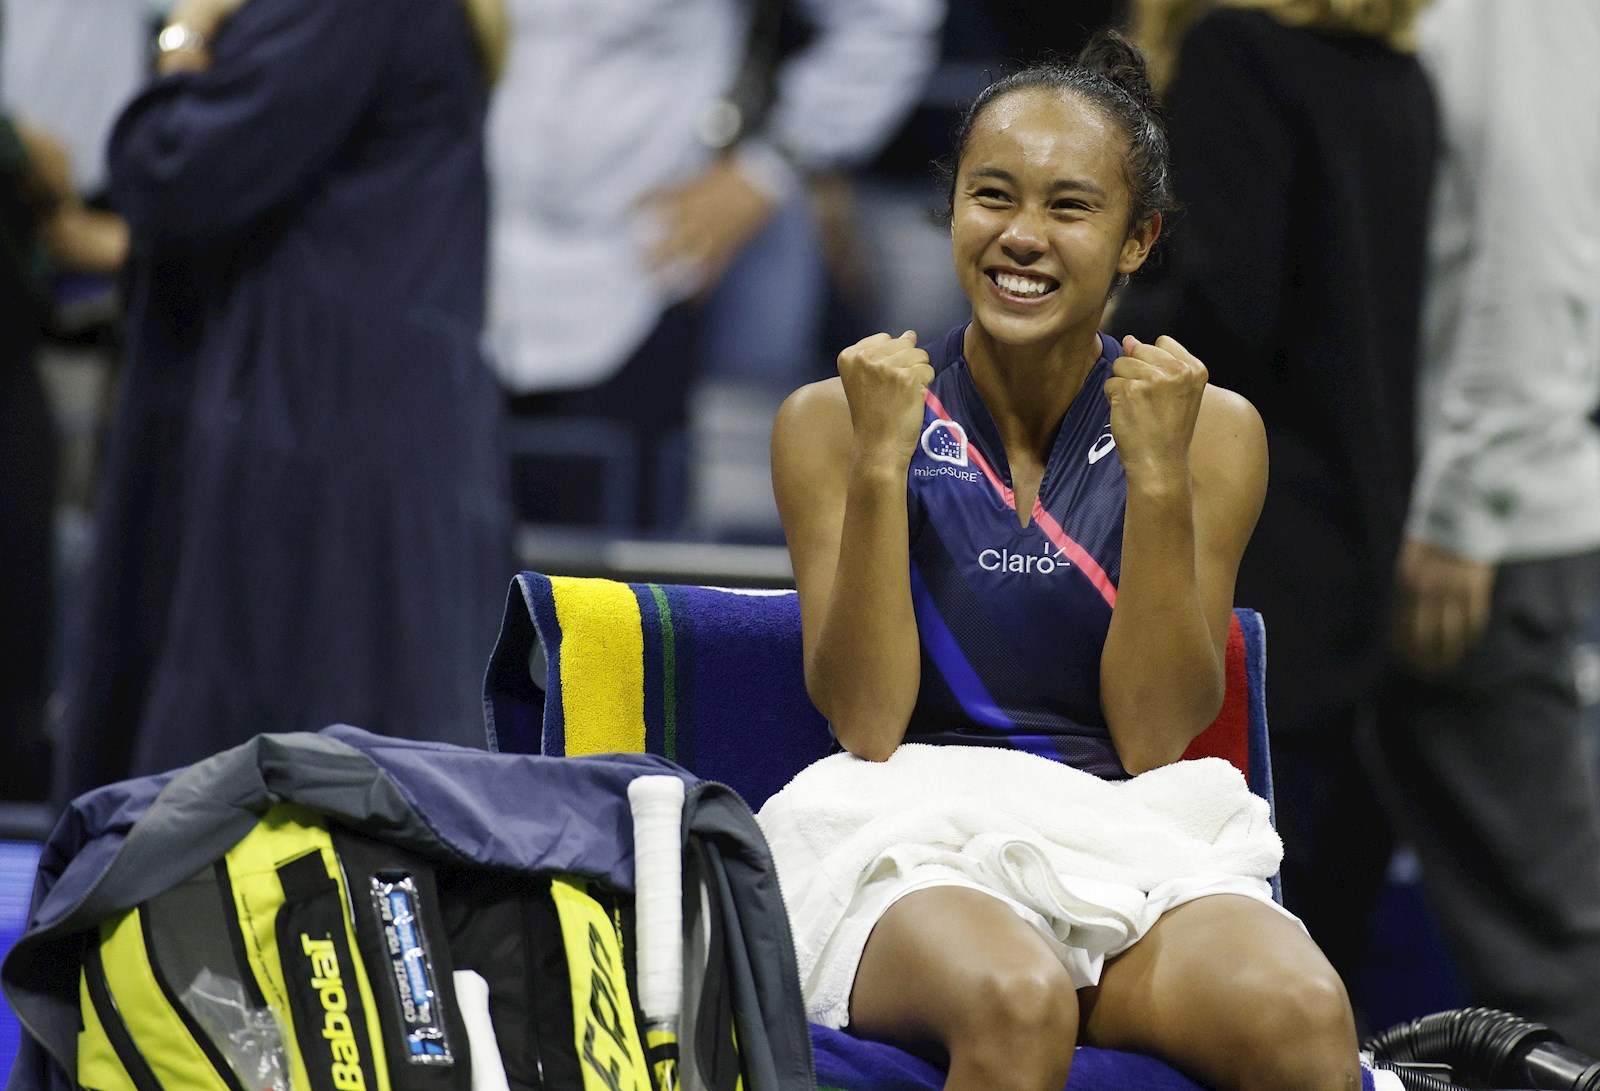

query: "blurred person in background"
left=1110, top=0, right=1437, bottom=1008
left=487, top=0, right=942, bottom=536
left=1373, top=0, right=1600, bottom=1053
left=52, top=0, right=513, bottom=807
left=0, top=113, right=57, bottom=807
left=1, top=2, right=129, bottom=802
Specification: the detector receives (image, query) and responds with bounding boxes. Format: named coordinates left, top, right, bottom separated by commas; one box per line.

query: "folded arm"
left=109, top=0, right=390, bottom=242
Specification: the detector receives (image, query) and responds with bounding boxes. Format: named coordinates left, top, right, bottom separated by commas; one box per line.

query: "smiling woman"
left=757, top=29, right=1364, bottom=1091
left=947, top=87, right=1158, bottom=376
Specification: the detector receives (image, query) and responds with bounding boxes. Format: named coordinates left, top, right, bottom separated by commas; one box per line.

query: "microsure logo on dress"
left=978, top=546, right=1071, bottom=575
left=301, top=933, right=368, bottom=1090
left=916, top=419, right=980, bottom=482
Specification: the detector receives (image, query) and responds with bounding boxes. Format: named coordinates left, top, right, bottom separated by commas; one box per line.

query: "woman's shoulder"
left=778, top=376, right=849, bottom=422
left=1195, top=383, right=1265, bottom=450
left=927, top=323, right=970, bottom=370
left=774, top=377, right=853, bottom=459
left=1198, top=381, right=1261, bottom=425
left=771, top=377, right=856, bottom=529
left=1192, top=384, right=1268, bottom=499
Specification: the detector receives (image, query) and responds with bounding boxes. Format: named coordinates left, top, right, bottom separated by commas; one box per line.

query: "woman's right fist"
left=836, top=330, right=933, bottom=468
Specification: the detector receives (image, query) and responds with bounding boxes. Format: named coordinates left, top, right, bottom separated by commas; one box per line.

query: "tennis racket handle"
left=629, top=775, right=686, bottom=1021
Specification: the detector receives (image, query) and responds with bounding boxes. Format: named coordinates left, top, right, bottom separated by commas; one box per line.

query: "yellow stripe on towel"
left=550, top=575, right=647, bottom=755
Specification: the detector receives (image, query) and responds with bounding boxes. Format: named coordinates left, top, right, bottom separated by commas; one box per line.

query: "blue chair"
left=485, top=572, right=1278, bottom=1091
left=0, top=838, right=45, bottom=1082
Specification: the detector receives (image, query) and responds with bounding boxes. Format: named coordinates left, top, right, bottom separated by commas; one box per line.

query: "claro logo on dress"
left=978, top=547, right=1071, bottom=575
left=916, top=419, right=980, bottom=482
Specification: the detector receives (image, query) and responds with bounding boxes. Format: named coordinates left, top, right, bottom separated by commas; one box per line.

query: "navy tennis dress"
left=756, top=330, right=1289, bottom=1033
left=905, top=325, right=1130, bottom=778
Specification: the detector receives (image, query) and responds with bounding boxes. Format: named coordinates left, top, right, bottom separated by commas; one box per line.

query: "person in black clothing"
left=1111, top=0, right=1437, bottom=1010
left=52, top=0, right=512, bottom=808
left=0, top=113, right=127, bottom=804
left=0, top=117, right=56, bottom=805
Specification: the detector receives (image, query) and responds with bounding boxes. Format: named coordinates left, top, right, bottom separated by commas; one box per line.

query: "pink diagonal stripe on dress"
left=923, top=389, right=1117, bottom=608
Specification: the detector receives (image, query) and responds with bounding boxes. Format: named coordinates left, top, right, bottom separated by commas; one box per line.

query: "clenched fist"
left=837, top=330, right=934, bottom=472
left=1105, top=334, right=1209, bottom=484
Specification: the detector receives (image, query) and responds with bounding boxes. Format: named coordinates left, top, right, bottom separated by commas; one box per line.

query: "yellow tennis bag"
left=77, top=803, right=656, bottom=1091
left=0, top=729, right=814, bottom=1091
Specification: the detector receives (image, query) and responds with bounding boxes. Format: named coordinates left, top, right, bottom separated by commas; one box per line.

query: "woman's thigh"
left=848, top=885, right=1078, bottom=1058
left=1078, top=894, right=1358, bottom=1087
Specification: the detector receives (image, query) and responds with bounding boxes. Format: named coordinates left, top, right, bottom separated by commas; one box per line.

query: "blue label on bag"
left=370, top=877, right=452, bottom=1063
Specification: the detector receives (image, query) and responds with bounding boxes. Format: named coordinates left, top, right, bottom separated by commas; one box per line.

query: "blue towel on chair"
left=484, top=572, right=834, bottom=808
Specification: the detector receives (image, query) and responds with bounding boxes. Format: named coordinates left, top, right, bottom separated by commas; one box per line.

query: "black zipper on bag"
left=609, top=891, right=646, bottom=1050
left=521, top=882, right=548, bottom=1091
left=82, top=940, right=163, bottom=1091
left=213, top=859, right=269, bottom=1009
left=138, top=907, right=250, bottom=1091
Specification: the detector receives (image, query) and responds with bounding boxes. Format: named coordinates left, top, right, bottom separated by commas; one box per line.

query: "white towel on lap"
left=755, top=744, right=1286, bottom=1028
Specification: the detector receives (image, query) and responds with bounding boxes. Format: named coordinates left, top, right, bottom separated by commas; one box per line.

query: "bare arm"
left=1100, top=335, right=1266, bottom=773
left=772, top=332, right=932, bottom=760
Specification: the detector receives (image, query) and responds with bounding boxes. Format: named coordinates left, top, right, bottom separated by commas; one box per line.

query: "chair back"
left=486, top=572, right=1273, bottom=819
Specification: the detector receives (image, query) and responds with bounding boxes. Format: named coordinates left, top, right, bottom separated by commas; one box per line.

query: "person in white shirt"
left=1376, top=0, right=1600, bottom=1054
left=487, top=0, right=942, bottom=533
left=0, top=0, right=147, bottom=198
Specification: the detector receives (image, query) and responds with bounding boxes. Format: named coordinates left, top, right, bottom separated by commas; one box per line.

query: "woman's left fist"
left=1102, top=334, right=1208, bottom=482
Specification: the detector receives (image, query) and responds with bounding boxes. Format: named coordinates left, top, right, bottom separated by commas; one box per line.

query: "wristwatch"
left=156, top=22, right=209, bottom=57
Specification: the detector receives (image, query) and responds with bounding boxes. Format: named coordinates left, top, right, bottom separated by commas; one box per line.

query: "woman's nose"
left=999, top=208, right=1046, bottom=262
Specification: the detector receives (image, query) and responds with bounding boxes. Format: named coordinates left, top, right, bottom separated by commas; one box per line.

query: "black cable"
left=1365, top=1007, right=1600, bottom=1090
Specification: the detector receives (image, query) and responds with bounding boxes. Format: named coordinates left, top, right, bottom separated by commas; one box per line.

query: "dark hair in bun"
left=939, top=29, right=1174, bottom=231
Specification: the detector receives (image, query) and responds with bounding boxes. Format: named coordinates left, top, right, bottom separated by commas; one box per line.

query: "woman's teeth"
left=993, top=271, right=1054, bottom=296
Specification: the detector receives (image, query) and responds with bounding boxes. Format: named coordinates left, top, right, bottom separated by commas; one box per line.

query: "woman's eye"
left=973, top=188, right=1010, bottom=204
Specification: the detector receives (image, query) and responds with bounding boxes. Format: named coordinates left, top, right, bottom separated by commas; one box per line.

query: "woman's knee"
left=1228, top=963, right=1359, bottom=1088
left=944, top=959, right=1080, bottom=1086
left=848, top=887, right=1080, bottom=1084
left=962, top=960, right=1080, bottom=1039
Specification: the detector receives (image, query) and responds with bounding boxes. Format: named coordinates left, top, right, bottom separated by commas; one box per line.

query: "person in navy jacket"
left=52, top=0, right=512, bottom=806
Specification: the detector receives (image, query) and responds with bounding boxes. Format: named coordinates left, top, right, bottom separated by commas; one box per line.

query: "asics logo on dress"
left=1087, top=431, right=1116, bottom=464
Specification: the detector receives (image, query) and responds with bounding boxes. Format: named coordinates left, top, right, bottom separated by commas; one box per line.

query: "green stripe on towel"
left=648, top=583, right=678, bottom=764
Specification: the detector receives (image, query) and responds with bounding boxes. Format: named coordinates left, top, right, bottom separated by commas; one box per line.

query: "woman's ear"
left=1118, top=212, right=1162, bottom=274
